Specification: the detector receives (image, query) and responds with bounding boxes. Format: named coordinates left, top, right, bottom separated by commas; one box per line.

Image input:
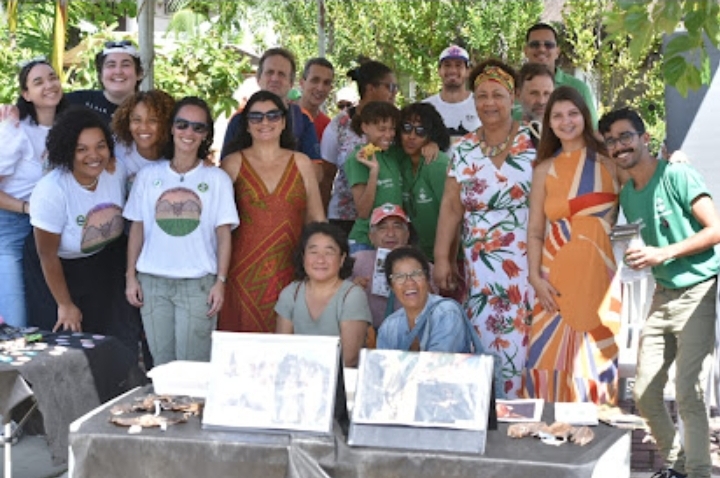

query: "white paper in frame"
left=202, top=331, right=341, bottom=434
left=352, top=349, right=493, bottom=431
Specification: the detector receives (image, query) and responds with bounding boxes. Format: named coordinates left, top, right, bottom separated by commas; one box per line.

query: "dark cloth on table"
left=1, top=333, right=145, bottom=464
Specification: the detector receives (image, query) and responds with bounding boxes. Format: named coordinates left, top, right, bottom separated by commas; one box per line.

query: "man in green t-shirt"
left=599, top=107, right=720, bottom=478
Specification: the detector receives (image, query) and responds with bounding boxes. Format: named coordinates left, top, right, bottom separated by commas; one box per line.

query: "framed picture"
left=352, top=349, right=493, bottom=431
left=202, top=332, right=341, bottom=434
left=495, top=399, right=544, bottom=422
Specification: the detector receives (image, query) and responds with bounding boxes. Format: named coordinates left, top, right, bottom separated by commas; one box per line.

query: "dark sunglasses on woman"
left=247, top=109, right=284, bottom=124
left=174, top=118, right=209, bottom=133
left=400, top=122, right=428, bottom=138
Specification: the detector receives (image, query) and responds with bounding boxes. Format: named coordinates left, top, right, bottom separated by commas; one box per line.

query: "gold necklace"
left=479, top=123, right=514, bottom=157
left=170, top=159, right=200, bottom=182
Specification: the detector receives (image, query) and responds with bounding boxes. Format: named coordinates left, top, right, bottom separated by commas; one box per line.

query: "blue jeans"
left=0, top=209, right=31, bottom=327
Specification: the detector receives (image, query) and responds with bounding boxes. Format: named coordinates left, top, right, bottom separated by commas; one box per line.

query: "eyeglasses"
left=247, top=109, right=284, bottom=124
left=337, top=101, right=353, bottom=110
left=378, top=82, right=399, bottom=94
left=173, top=118, right=209, bottom=133
left=527, top=40, right=557, bottom=50
left=400, top=122, right=428, bottom=138
left=604, top=131, right=639, bottom=149
left=104, top=40, right=133, bottom=49
left=389, top=269, right=426, bottom=284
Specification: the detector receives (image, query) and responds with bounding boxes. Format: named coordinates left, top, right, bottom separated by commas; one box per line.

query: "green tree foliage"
left=191, top=0, right=543, bottom=102
left=562, top=0, right=665, bottom=148
left=0, top=0, right=247, bottom=118
left=604, top=0, right=720, bottom=97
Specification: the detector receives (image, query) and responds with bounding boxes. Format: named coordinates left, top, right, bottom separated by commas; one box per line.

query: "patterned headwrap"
left=473, top=66, right=515, bottom=93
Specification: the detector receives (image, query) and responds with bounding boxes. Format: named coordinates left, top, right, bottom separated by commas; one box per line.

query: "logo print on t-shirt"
left=155, top=187, right=202, bottom=236
left=81, top=203, right=124, bottom=254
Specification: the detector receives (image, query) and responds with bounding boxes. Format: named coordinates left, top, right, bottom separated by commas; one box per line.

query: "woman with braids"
left=434, top=59, right=535, bottom=398
left=0, top=58, right=66, bottom=327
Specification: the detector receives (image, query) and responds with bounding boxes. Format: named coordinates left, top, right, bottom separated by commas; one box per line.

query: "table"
left=69, top=387, right=630, bottom=478
left=0, top=332, right=145, bottom=465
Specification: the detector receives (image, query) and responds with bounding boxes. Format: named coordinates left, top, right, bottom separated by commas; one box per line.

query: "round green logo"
left=198, top=182, right=209, bottom=192
left=76, top=215, right=86, bottom=226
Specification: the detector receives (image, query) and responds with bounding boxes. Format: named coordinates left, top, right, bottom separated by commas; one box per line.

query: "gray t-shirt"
left=274, top=280, right=372, bottom=336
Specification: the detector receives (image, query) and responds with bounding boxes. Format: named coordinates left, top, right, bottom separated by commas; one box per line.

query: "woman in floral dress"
left=435, top=60, right=535, bottom=398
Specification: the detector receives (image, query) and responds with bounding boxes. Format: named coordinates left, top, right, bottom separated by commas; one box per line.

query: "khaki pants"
left=633, top=277, right=717, bottom=478
left=138, top=273, right=217, bottom=366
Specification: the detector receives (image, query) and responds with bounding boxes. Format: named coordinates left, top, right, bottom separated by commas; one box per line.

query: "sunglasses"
left=247, top=109, right=284, bottom=124
left=104, top=40, right=133, bottom=49
left=19, top=56, right=48, bottom=69
left=337, top=101, right=353, bottom=110
left=173, top=118, right=209, bottom=133
left=378, top=82, right=399, bottom=94
left=400, top=122, right=428, bottom=138
left=527, top=40, right=557, bottom=50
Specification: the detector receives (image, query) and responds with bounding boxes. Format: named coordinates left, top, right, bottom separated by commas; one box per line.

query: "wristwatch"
left=217, top=275, right=227, bottom=283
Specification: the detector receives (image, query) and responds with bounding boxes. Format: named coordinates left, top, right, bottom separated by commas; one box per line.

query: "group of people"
left=0, top=21, right=718, bottom=478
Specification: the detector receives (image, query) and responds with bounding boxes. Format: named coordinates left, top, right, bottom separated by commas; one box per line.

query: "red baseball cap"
left=370, top=203, right=410, bottom=226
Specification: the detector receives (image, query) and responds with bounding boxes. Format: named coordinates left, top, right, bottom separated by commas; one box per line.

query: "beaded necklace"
left=479, top=123, right=514, bottom=157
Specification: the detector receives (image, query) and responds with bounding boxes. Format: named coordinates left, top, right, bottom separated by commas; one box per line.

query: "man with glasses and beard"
left=523, top=23, right=598, bottom=126
left=599, top=107, right=720, bottom=478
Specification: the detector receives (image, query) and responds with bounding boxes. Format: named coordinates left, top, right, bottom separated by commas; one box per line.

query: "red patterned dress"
left=219, top=154, right=306, bottom=332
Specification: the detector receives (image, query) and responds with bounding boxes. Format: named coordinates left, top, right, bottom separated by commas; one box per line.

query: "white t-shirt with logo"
left=0, top=118, right=50, bottom=201
left=30, top=168, right=126, bottom=259
left=423, top=92, right=481, bottom=149
left=123, top=161, right=239, bottom=279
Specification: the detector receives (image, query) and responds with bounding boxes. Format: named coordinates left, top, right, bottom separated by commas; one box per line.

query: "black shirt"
left=65, top=90, right=118, bottom=126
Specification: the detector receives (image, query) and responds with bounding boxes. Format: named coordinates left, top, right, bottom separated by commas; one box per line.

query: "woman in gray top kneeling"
left=275, top=222, right=372, bottom=367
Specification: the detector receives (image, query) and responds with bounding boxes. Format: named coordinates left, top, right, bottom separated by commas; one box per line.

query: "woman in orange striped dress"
left=219, top=91, right=325, bottom=332
left=523, top=86, right=623, bottom=404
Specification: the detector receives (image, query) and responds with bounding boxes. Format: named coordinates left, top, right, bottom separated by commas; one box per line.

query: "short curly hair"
left=396, top=102, right=450, bottom=152
left=112, top=89, right=175, bottom=151
left=293, top=222, right=354, bottom=281
left=46, top=106, right=115, bottom=172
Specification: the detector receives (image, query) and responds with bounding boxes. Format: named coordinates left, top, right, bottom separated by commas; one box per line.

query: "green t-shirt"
left=344, top=144, right=404, bottom=245
left=512, top=68, right=598, bottom=127
left=400, top=151, right=449, bottom=261
left=620, top=160, right=719, bottom=288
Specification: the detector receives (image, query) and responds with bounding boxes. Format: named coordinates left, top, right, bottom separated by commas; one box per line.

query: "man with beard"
left=523, top=23, right=598, bottom=126
left=599, top=107, right=720, bottom=478
left=423, top=45, right=481, bottom=149
left=515, top=62, right=555, bottom=147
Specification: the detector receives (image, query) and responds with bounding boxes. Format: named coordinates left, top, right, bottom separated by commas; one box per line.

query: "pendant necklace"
left=479, top=123, right=514, bottom=158
left=170, top=159, right=200, bottom=182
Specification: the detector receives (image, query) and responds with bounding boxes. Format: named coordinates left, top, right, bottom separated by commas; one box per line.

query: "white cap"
left=439, top=45, right=470, bottom=65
